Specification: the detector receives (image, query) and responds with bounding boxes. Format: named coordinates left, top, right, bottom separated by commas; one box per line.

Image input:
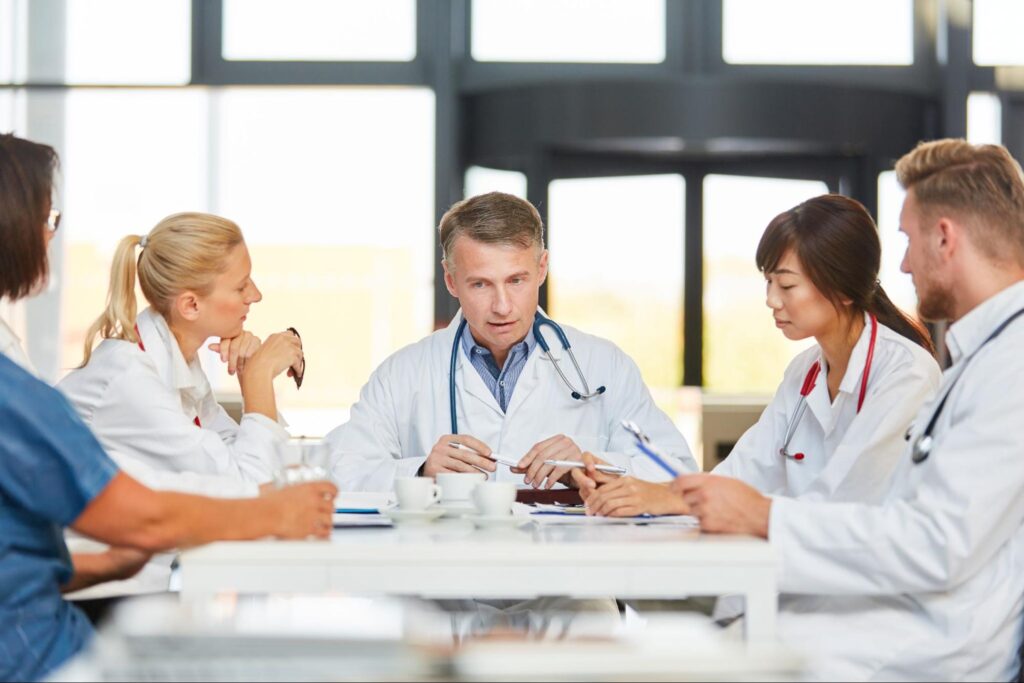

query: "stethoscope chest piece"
left=911, top=435, right=932, bottom=464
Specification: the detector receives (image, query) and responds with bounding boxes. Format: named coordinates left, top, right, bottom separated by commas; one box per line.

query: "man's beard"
left=916, top=274, right=955, bottom=322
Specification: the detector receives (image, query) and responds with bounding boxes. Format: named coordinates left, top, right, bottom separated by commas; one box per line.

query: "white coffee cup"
left=394, top=477, right=442, bottom=511
left=471, top=482, right=517, bottom=516
left=436, top=472, right=487, bottom=503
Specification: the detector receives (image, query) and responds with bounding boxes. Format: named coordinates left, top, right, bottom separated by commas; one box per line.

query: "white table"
left=179, top=519, right=778, bottom=641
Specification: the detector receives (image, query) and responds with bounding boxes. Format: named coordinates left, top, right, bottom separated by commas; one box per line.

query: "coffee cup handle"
left=431, top=485, right=442, bottom=503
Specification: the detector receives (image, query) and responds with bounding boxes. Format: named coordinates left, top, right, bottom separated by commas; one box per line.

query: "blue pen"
left=621, top=420, right=680, bottom=478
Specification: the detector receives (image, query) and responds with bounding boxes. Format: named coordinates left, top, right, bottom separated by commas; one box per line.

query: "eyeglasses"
left=46, top=209, right=61, bottom=234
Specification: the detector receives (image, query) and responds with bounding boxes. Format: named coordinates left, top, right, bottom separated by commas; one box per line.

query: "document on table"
left=529, top=510, right=698, bottom=526
left=332, top=513, right=393, bottom=528
left=334, top=492, right=392, bottom=514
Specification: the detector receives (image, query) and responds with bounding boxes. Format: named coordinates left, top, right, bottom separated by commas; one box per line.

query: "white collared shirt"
left=58, top=307, right=286, bottom=490
left=714, top=314, right=941, bottom=503
left=0, top=314, right=35, bottom=376
left=768, top=280, right=1024, bottom=680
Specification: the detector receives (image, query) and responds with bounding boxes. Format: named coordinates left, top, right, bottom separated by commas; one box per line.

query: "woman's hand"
left=584, top=477, right=689, bottom=518
left=240, top=330, right=303, bottom=382
left=208, top=331, right=262, bottom=376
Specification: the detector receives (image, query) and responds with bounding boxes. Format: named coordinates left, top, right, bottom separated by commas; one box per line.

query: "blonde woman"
left=59, top=212, right=303, bottom=491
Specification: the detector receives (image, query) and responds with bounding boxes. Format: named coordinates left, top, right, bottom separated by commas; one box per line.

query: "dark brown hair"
left=0, top=133, right=58, bottom=300
left=439, top=192, right=544, bottom=269
left=756, top=194, right=935, bottom=355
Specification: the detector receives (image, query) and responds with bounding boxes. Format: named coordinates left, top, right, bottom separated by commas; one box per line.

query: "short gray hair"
left=439, top=192, right=544, bottom=268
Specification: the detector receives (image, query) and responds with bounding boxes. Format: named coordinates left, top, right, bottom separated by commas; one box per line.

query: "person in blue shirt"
left=0, top=133, right=338, bottom=682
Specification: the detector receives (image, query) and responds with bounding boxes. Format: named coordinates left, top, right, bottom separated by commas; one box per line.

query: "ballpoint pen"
left=621, top=420, right=681, bottom=478
left=448, top=441, right=519, bottom=468
left=543, top=459, right=627, bottom=475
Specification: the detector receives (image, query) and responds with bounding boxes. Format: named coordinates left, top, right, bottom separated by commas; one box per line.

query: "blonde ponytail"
left=81, top=234, right=142, bottom=366
left=79, top=212, right=244, bottom=367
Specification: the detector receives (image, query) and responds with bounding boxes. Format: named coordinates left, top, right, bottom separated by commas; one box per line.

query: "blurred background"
left=1, top=0, right=1019, bottom=466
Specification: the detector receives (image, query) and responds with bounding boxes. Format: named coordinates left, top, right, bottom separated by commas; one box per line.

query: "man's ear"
left=538, top=249, right=549, bottom=286
left=175, top=291, right=201, bottom=322
left=935, top=217, right=960, bottom=262
left=442, top=259, right=459, bottom=299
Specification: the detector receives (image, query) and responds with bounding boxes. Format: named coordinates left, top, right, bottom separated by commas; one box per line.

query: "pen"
left=621, top=420, right=680, bottom=478
left=448, top=442, right=519, bottom=468
left=543, top=459, right=627, bottom=475
left=634, top=441, right=679, bottom=477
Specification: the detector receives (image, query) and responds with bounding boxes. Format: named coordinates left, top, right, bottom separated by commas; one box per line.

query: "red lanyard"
left=780, top=314, right=878, bottom=461
left=799, top=314, right=877, bottom=413
left=135, top=324, right=202, bottom=428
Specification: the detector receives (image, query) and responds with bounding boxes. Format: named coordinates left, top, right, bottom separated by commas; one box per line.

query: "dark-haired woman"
left=578, top=193, right=940, bottom=516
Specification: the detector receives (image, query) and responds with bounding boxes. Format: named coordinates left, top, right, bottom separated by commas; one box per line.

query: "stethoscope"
left=910, top=307, right=1024, bottom=464
left=779, top=314, right=878, bottom=462
left=449, top=312, right=606, bottom=434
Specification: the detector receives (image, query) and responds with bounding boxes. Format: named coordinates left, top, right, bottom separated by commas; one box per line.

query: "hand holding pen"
left=422, top=434, right=497, bottom=478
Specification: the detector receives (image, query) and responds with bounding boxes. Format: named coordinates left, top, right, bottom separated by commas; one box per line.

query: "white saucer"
left=436, top=501, right=476, bottom=518
left=466, top=513, right=527, bottom=529
left=382, top=506, right=445, bottom=524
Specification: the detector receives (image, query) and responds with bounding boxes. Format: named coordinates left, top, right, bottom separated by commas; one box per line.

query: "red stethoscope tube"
left=779, top=314, right=878, bottom=461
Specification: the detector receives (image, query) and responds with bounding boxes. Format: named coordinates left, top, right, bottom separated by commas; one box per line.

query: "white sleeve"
left=711, top=386, right=787, bottom=494
left=590, top=348, right=698, bottom=480
left=328, top=364, right=414, bottom=492
left=769, top=351, right=1024, bottom=596
left=87, top=361, right=279, bottom=485
left=113, top=451, right=259, bottom=498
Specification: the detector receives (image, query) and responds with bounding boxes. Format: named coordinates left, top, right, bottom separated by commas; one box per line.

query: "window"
left=63, top=0, right=190, bottom=84
left=60, top=89, right=209, bottom=378
left=471, top=0, right=666, bottom=63
left=223, top=0, right=417, bottom=62
left=703, top=175, right=827, bottom=394
left=967, top=92, right=1002, bottom=145
left=547, top=175, right=684, bottom=389
left=0, top=0, right=25, bottom=83
left=722, top=0, right=914, bottom=65
left=974, top=0, right=1024, bottom=66
left=464, top=166, right=527, bottom=199
left=877, top=172, right=917, bottom=315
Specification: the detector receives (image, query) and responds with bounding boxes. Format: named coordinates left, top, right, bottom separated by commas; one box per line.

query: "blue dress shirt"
left=0, top=353, right=119, bottom=681
left=460, top=328, right=537, bottom=412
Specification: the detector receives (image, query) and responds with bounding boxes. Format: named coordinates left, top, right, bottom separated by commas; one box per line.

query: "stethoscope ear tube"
left=449, top=313, right=607, bottom=435
left=908, top=306, right=1024, bottom=465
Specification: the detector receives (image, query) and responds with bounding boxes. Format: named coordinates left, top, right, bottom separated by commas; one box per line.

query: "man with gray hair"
left=329, top=191, right=696, bottom=493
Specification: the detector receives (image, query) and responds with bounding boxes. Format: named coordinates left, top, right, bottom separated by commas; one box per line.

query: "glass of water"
left=274, top=438, right=333, bottom=488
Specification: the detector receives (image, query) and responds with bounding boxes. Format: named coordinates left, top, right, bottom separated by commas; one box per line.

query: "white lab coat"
left=58, top=307, right=285, bottom=597
left=0, top=313, right=34, bottom=375
left=714, top=314, right=941, bottom=503
left=329, top=310, right=697, bottom=492
left=768, top=280, right=1024, bottom=681
left=58, top=307, right=284, bottom=488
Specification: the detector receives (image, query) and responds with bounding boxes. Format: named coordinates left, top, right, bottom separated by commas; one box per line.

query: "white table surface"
left=179, top=518, right=778, bottom=641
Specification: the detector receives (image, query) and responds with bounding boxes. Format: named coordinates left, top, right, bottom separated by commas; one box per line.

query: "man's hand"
left=585, top=477, right=689, bottom=518
left=670, top=474, right=771, bottom=538
left=63, top=547, right=153, bottom=593
left=514, top=434, right=584, bottom=489
left=571, top=451, right=615, bottom=497
left=423, top=434, right=496, bottom=478
left=261, top=481, right=338, bottom=539
left=102, top=546, right=153, bottom=581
